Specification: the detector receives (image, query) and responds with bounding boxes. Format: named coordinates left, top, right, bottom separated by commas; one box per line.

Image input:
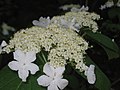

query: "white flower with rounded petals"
left=59, top=4, right=80, bottom=11
left=100, top=5, right=106, bottom=10
left=71, top=5, right=89, bottom=12
left=60, top=18, right=80, bottom=32
left=117, top=0, right=120, bottom=7
left=37, top=63, right=68, bottom=90
left=0, top=40, right=7, bottom=54
left=2, top=23, right=15, bottom=35
left=8, top=50, right=39, bottom=82
left=80, top=5, right=89, bottom=11
left=32, top=17, right=50, bottom=28
left=105, top=1, right=114, bottom=8
left=84, top=65, right=96, bottom=84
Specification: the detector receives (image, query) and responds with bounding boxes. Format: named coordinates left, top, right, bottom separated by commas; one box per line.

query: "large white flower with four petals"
left=37, top=63, right=68, bottom=90
left=8, top=50, right=39, bottom=82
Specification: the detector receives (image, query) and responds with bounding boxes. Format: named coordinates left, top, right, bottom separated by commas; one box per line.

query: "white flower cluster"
left=60, top=4, right=89, bottom=12
left=100, top=0, right=114, bottom=10
left=32, top=17, right=50, bottom=28
left=8, top=50, right=95, bottom=90
left=59, top=4, right=81, bottom=11
left=51, top=11, right=100, bottom=33
left=100, top=0, right=120, bottom=10
left=70, top=5, right=89, bottom=12
left=3, top=24, right=88, bottom=71
left=58, top=5, right=100, bottom=33
left=3, top=27, right=46, bottom=53
left=2, top=6, right=97, bottom=89
left=48, top=25, right=89, bottom=70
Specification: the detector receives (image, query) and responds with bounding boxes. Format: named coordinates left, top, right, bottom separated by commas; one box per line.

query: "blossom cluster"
left=59, top=4, right=81, bottom=11
left=51, top=11, right=100, bottom=33
left=3, top=24, right=88, bottom=71
left=59, top=4, right=89, bottom=12
left=1, top=5, right=97, bottom=90
left=100, top=0, right=120, bottom=10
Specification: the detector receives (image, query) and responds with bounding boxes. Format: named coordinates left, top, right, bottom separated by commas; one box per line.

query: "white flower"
left=84, top=65, right=96, bottom=84
left=60, top=18, right=80, bottom=32
left=2, top=23, right=15, bottom=35
left=32, top=17, right=51, bottom=28
left=117, top=0, right=120, bottom=7
left=71, top=5, right=89, bottom=12
left=112, top=39, right=114, bottom=42
left=100, top=5, right=106, bottom=10
left=0, top=40, right=7, bottom=54
left=105, top=0, right=114, bottom=8
left=70, top=7, right=80, bottom=12
left=100, top=0, right=114, bottom=10
left=8, top=50, right=39, bottom=82
left=37, top=63, right=68, bottom=90
left=59, top=4, right=80, bottom=11
left=59, top=6, right=69, bottom=10
left=80, top=5, right=89, bottom=11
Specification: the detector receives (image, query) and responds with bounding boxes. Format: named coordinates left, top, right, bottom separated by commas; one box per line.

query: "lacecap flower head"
left=3, top=14, right=96, bottom=85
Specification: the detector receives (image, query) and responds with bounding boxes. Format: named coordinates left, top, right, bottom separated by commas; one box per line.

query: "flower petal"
left=43, top=63, right=54, bottom=77
left=8, top=61, right=19, bottom=71
left=26, top=51, right=36, bottom=63
left=1, top=40, right=7, bottom=47
left=55, top=67, right=65, bottom=77
left=18, top=68, right=29, bottom=82
left=26, top=63, right=39, bottom=74
left=57, top=79, right=68, bottom=90
left=13, top=50, right=25, bottom=62
left=86, top=65, right=96, bottom=84
left=32, top=20, right=40, bottom=26
left=48, top=81, right=59, bottom=90
left=37, top=75, right=52, bottom=86
left=0, top=47, right=2, bottom=54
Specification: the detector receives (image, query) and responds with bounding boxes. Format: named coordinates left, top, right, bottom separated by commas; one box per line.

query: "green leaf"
left=100, top=45, right=119, bottom=60
left=102, top=21, right=120, bottom=31
left=113, top=0, right=118, bottom=4
left=0, top=55, right=2, bottom=68
left=108, top=8, right=120, bottom=19
left=64, top=75, right=80, bottom=89
left=85, top=30, right=120, bottom=59
left=0, top=66, right=46, bottom=90
left=75, top=55, right=111, bottom=90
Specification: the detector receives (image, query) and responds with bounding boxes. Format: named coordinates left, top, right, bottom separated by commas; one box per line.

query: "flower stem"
left=85, top=0, right=88, bottom=6
left=16, top=81, right=22, bottom=90
left=41, top=51, right=47, bottom=63
left=37, top=54, right=45, bottom=64
left=81, top=32, right=86, bottom=38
